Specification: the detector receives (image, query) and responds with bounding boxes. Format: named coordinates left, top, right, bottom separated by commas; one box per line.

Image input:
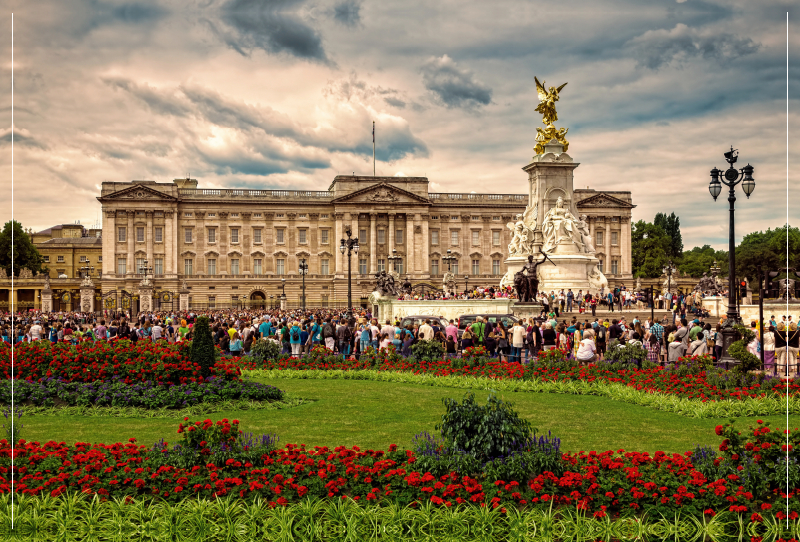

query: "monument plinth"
left=500, top=78, right=609, bottom=296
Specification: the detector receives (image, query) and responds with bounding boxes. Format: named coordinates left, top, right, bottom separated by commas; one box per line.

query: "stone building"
left=92, top=175, right=634, bottom=311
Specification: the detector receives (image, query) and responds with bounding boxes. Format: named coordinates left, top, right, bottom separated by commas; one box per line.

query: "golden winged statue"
left=533, top=76, right=569, bottom=154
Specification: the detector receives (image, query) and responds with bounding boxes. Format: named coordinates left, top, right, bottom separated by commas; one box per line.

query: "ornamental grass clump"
left=411, top=339, right=445, bottom=362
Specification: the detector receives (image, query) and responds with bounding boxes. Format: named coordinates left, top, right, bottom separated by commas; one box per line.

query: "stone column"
left=10, top=288, right=17, bottom=313
left=179, top=283, right=189, bottom=311
left=126, top=210, right=135, bottom=276
left=334, top=213, right=344, bottom=277
left=219, top=212, right=229, bottom=275
left=369, top=213, right=377, bottom=273
left=195, top=212, right=206, bottom=274
left=621, top=216, right=632, bottom=279
left=605, top=219, right=612, bottom=274
left=146, top=211, right=154, bottom=265
left=421, top=214, right=430, bottom=278
left=410, top=213, right=421, bottom=276
left=164, top=211, right=174, bottom=275
left=388, top=213, right=396, bottom=255
left=103, top=211, right=115, bottom=276
left=172, top=211, right=178, bottom=276
left=242, top=213, right=251, bottom=274
left=34, top=288, right=40, bottom=310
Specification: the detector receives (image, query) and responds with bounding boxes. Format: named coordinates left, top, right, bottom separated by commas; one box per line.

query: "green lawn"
left=18, top=377, right=800, bottom=454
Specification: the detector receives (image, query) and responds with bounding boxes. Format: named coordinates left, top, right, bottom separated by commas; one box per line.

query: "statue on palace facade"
left=541, top=197, right=582, bottom=253
left=588, top=265, right=609, bottom=292
left=400, top=277, right=413, bottom=296
left=575, top=215, right=595, bottom=254
left=507, top=203, right=537, bottom=257
left=375, top=270, right=398, bottom=297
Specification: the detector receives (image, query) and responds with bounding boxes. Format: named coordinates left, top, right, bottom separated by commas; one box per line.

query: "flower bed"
left=235, top=346, right=800, bottom=402
left=0, top=419, right=797, bottom=519
left=1, top=340, right=241, bottom=385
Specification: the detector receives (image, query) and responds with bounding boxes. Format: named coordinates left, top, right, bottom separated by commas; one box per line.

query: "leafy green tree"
left=631, top=220, right=671, bottom=278
left=679, top=245, right=729, bottom=278
left=654, top=212, right=683, bottom=259
left=190, top=316, right=216, bottom=378
left=735, top=225, right=800, bottom=282
left=0, top=221, right=46, bottom=277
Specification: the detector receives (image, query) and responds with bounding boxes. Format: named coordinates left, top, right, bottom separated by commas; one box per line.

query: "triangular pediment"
left=97, top=185, right=177, bottom=203
left=331, top=182, right=430, bottom=204
left=577, top=193, right=635, bottom=209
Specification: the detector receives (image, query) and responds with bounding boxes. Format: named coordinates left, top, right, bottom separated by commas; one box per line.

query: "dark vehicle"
left=398, top=315, right=450, bottom=331
left=457, top=314, right=519, bottom=337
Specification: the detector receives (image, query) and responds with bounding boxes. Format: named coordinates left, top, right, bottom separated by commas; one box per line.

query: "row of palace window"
left=116, top=257, right=520, bottom=276
left=42, top=255, right=102, bottom=264
left=116, top=227, right=511, bottom=247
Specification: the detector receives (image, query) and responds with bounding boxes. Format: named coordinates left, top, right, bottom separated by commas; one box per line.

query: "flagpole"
left=372, top=121, right=375, bottom=176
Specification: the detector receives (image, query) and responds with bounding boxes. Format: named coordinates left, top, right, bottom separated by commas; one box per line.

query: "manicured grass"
left=17, top=377, right=800, bottom=454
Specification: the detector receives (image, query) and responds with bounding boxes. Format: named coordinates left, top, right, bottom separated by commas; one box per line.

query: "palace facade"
left=91, top=174, right=634, bottom=310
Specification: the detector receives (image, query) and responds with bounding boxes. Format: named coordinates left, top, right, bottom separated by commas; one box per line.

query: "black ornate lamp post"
left=464, top=275, right=469, bottom=294
left=138, top=260, right=153, bottom=281
left=709, top=146, right=755, bottom=365
left=79, top=265, right=95, bottom=279
left=339, top=227, right=359, bottom=318
left=299, top=258, right=308, bottom=311
left=281, top=278, right=286, bottom=310
left=662, top=259, right=674, bottom=309
left=270, top=295, right=275, bottom=309
left=442, top=250, right=456, bottom=272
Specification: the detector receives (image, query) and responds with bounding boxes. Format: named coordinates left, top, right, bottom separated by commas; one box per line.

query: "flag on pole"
left=372, top=121, right=374, bottom=143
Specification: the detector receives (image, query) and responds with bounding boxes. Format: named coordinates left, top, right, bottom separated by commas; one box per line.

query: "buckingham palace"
left=94, top=174, right=634, bottom=309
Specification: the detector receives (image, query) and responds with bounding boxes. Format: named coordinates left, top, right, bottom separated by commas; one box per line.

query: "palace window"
left=377, top=259, right=385, bottom=272
left=472, top=231, right=480, bottom=246
left=321, top=214, right=329, bottom=219
left=451, top=216, right=459, bottom=221
left=393, top=259, right=403, bottom=275
left=360, top=228, right=367, bottom=242
left=472, top=259, right=480, bottom=275
left=359, top=258, right=367, bottom=274
left=276, top=213, right=284, bottom=218
left=253, top=259, right=262, bottom=275
left=596, top=231, right=603, bottom=246
left=472, top=216, right=480, bottom=221
left=276, top=259, right=285, bottom=275
left=184, top=259, right=193, bottom=275
left=493, top=231, right=501, bottom=246
left=230, top=213, right=239, bottom=218
left=321, top=295, right=328, bottom=307
left=320, top=259, right=329, bottom=275
left=276, top=229, right=285, bottom=244
left=378, top=229, right=385, bottom=244
left=207, top=228, right=216, bottom=243
left=137, top=227, right=144, bottom=242
left=431, top=216, right=439, bottom=220
left=207, top=213, right=216, bottom=218
left=431, top=260, right=439, bottom=275
left=231, top=259, right=240, bottom=275
left=79, top=255, right=87, bottom=262
left=207, top=259, right=216, bottom=275
left=492, top=216, right=500, bottom=221
left=451, top=231, right=459, bottom=245
left=299, top=213, right=306, bottom=218
left=253, top=213, right=261, bottom=218
left=208, top=296, right=215, bottom=309
left=396, top=229, right=404, bottom=244
left=598, top=260, right=604, bottom=273
left=43, top=255, right=50, bottom=263
left=611, top=260, right=618, bottom=275
left=155, top=227, right=163, bottom=242
left=299, top=229, right=307, bottom=244
left=117, top=259, right=126, bottom=275
left=118, top=227, right=126, bottom=242
left=611, top=232, right=618, bottom=245
left=451, top=261, right=459, bottom=274
left=321, top=230, right=329, bottom=244
left=184, top=228, right=192, bottom=243
left=57, top=255, right=64, bottom=263
left=98, top=256, right=102, bottom=263
left=431, top=230, right=439, bottom=245
left=230, top=228, right=239, bottom=243
left=253, top=228, right=262, bottom=243
left=612, top=217, right=619, bottom=222
left=492, top=259, right=500, bottom=275
left=136, top=258, right=145, bottom=273
left=184, top=213, right=193, bottom=218
left=154, top=258, right=163, bottom=275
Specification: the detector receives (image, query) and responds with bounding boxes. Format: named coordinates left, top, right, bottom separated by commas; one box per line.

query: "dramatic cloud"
left=219, top=0, right=329, bottom=62
left=628, top=23, right=760, bottom=70
left=332, top=0, right=362, bottom=27
left=421, top=55, right=492, bottom=109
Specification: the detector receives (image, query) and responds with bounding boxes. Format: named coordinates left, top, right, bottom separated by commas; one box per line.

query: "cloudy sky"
left=1, top=0, right=797, bottom=249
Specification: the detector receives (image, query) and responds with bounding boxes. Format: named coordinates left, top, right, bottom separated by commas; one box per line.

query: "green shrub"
left=189, top=316, right=216, bottom=378
left=251, top=339, right=281, bottom=362
left=411, top=339, right=445, bottom=362
left=436, top=392, right=533, bottom=462
left=605, top=340, right=647, bottom=367
left=727, top=324, right=762, bottom=373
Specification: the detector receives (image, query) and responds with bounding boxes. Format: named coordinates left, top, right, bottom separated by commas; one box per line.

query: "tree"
left=631, top=220, right=671, bottom=278
left=654, top=212, right=683, bottom=259
left=735, top=225, right=800, bottom=282
left=0, top=221, right=46, bottom=277
left=190, top=316, right=216, bottom=378
left=679, top=245, right=729, bottom=278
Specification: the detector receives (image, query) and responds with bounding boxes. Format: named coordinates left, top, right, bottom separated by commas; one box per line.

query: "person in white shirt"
left=576, top=332, right=597, bottom=365
left=30, top=322, right=43, bottom=341
left=511, top=321, right=526, bottom=363
left=151, top=323, right=163, bottom=340
left=418, top=320, right=434, bottom=341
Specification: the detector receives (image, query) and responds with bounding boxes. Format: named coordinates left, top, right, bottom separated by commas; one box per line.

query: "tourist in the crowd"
left=763, top=325, right=776, bottom=373
left=445, top=335, right=457, bottom=358
left=511, top=320, right=525, bottom=363
left=667, top=319, right=690, bottom=367
left=470, top=316, right=487, bottom=347
left=645, top=334, right=660, bottom=364
left=496, top=322, right=509, bottom=361
left=576, top=331, right=597, bottom=366
left=542, top=322, right=557, bottom=351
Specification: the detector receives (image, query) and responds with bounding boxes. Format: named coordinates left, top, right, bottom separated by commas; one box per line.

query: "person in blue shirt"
left=310, top=319, right=322, bottom=347
left=289, top=321, right=302, bottom=357
left=259, top=319, right=272, bottom=339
